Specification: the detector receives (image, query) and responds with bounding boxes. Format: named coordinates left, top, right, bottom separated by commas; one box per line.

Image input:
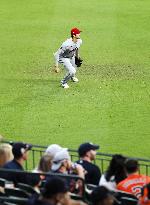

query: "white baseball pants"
left=59, top=57, right=77, bottom=83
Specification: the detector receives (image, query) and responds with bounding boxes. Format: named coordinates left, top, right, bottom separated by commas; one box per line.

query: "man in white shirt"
left=54, top=28, right=82, bottom=89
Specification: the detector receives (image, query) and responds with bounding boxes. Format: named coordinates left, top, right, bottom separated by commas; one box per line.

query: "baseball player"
left=54, top=28, right=83, bottom=89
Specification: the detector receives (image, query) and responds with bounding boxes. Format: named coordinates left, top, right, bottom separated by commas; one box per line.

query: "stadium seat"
left=84, top=184, right=98, bottom=202
left=0, top=196, right=27, bottom=205
left=5, top=187, right=30, bottom=198
left=0, top=191, right=6, bottom=197
left=16, top=183, right=37, bottom=195
left=114, top=191, right=138, bottom=205
left=70, top=193, right=85, bottom=201
left=86, top=184, right=97, bottom=191
left=0, top=178, right=6, bottom=187
left=3, top=202, right=16, bottom=205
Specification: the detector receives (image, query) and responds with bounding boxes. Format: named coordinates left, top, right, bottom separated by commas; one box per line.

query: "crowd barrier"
left=2, top=140, right=150, bottom=175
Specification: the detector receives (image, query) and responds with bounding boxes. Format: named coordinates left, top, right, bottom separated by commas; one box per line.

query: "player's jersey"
left=54, top=38, right=82, bottom=62
left=117, top=174, right=150, bottom=199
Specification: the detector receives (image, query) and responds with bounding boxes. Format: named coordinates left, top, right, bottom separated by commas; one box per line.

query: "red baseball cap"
left=71, top=27, right=82, bottom=35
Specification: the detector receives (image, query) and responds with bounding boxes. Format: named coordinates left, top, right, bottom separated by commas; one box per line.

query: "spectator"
left=3, top=142, right=32, bottom=170
left=117, top=159, right=150, bottom=198
left=27, top=177, right=86, bottom=205
left=139, top=183, right=150, bottom=205
left=99, top=154, right=127, bottom=191
left=34, top=154, right=53, bottom=173
left=0, top=143, right=13, bottom=167
left=45, top=144, right=63, bottom=159
left=51, top=149, right=85, bottom=179
left=76, top=142, right=101, bottom=185
left=27, top=177, right=70, bottom=205
left=91, top=186, right=115, bottom=205
left=2, top=142, right=32, bottom=185
left=51, top=149, right=85, bottom=196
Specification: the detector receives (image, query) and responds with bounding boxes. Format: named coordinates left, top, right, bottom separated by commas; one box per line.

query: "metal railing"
left=1, top=140, right=150, bottom=175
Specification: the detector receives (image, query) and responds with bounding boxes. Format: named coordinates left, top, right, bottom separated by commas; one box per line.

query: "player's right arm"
left=53, top=42, right=67, bottom=73
left=53, top=51, right=60, bottom=73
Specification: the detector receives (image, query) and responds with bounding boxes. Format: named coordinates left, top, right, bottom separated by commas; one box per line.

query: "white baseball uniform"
left=54, top=38, right=82, bottom=83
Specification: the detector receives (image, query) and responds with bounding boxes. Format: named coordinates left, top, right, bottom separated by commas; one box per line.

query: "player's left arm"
left=76, top=38, right=82, bottom=58
left=75, top=39, right=83, bottom=67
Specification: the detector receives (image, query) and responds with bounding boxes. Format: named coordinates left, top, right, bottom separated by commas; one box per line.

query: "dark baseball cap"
left=78, top=142, right=99, bottom=157
left=91, top=186, right=114, bottom=204
left=42, top=177, right=68, bottom=198
left=12, top=142, right=32, bottom=158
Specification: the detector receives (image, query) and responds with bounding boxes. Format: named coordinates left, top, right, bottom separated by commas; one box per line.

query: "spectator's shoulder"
left=117, top=179, right=125, bottom=190
left=76, top=159, right=82, bottom=163
left=91, top=162, right=100, bottom=170
left=3, top=161, right=12, bottom=168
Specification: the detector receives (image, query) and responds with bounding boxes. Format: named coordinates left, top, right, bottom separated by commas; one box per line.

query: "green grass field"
left=0, top=0, right=150, bottom=158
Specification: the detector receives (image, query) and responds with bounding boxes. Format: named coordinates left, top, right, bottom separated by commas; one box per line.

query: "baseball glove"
left=75, top=56, right=83, bottom=67
left=54, top=66, right=60, bottom=73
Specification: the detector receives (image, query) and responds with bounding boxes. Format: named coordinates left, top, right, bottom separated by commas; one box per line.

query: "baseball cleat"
left=61, top=83, right=69, bottom=89
left=71, top=77, right=79, bottom=82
